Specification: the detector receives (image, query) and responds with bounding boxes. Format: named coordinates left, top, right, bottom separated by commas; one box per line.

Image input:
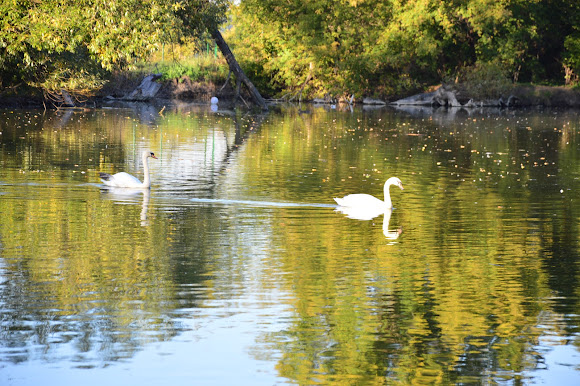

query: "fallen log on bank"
left=392, top=85, right=518, bottom=108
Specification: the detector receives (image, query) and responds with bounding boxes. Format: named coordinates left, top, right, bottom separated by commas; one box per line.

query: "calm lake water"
left=1, top=102, right=580, bottom=385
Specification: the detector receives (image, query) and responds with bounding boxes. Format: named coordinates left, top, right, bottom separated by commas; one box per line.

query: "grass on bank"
left=138, top=42, right=229, bottom=83
left=99, top=43, right=231, bottom=99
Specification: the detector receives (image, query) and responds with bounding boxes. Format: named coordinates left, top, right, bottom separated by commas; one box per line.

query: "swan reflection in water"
left=334, top=177, right=403, bottom=210
left=98, top=149, right=157, bottom=226
left=99, top=150, right=158, bottom=189
left=335, top=205, right=402, bottom=240
left=334, top=176, right=404, bottom=239
left=382, top=209, right=403, bottom=240
left=100, top=187, right=151, bottom=227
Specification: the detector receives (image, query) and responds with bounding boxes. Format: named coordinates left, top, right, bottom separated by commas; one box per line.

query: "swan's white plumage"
left=334, top=194, right=387, bottom=209
left=334, top=177, right=404, bottom=210
left=100, top=150, right=157, bottom=188
left=101, top=172, right=143, bottom=188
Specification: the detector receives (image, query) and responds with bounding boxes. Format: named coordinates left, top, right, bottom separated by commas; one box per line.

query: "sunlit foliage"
left=0, top=0, right=227, bottom=96
left=228, top=0, right=580, bottom=99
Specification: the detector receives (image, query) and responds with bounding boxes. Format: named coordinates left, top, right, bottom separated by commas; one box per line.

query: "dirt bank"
left=509, top=84, right=580, bottom=107
left=99, top=73, right=237, bottom=102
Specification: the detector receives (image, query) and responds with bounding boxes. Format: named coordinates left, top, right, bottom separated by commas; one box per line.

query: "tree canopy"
left=0, top=0, right=227, bottom=98
left=2, top=0, right=580, bottom=101
left=228, top=0, right=580, bottom=99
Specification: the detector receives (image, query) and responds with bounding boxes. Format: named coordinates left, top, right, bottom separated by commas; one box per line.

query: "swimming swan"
left=99, top=150, right=158, bottom=188
left=334, top=177, right=404, bottom=210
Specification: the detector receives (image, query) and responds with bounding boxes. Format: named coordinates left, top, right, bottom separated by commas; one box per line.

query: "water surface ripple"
left=1, top=105, right=579, bottom=385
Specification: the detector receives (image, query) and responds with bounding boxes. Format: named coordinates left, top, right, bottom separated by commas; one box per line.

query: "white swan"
left=99, top=150, right=158, bottom=188
left=334, top=176, right=404, bottom=210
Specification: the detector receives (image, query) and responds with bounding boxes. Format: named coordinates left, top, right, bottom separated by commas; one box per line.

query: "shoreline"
left=2, top=79, right=580, bottom=110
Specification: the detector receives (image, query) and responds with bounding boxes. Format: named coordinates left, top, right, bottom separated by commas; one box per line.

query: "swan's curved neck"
left=383, top=183, right=393, bottom=208
left=142, top=153, right=151, bottom=188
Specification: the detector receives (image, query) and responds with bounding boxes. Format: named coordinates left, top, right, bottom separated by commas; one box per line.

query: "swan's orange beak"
left=399, top=183, right=404, bottom=190
left=150, top=152, right=158, bottom=159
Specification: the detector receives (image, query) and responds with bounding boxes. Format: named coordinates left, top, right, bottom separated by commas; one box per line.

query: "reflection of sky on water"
left=523, top=332, right=580, bottom=384
left=3, top=293, right=293, bottom=386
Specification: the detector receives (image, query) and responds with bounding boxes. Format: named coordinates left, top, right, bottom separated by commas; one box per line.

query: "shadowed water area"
left=1, top=103, right=580, bottom=384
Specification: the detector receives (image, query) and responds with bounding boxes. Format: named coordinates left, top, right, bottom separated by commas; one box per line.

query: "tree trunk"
left=210, top=29, right=268, bottom=110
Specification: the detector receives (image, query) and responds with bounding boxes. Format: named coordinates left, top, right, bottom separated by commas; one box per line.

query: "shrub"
left=446, top=62, right=513, bottom=99
left=137, top=53, right=229, bottom=83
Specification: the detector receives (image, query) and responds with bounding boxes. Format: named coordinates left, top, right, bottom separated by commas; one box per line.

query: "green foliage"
left=139, top=38, right=229, bottom=83
left=229, top=0, right=580, bottom=99
left=564, top=34, right=580, bottom=71
left=0, top=0, right=228, bottom=97
left=446, top=62, right=512, bottom=100
left=139, top=55, right=229, bottom=83
left=3, top=0, right=580, bottom=101
left=563, top=32, right=580, bottom=86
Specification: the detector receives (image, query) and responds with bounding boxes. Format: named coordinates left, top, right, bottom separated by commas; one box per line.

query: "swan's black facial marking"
left=150, top=152, right=158, bottom=159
